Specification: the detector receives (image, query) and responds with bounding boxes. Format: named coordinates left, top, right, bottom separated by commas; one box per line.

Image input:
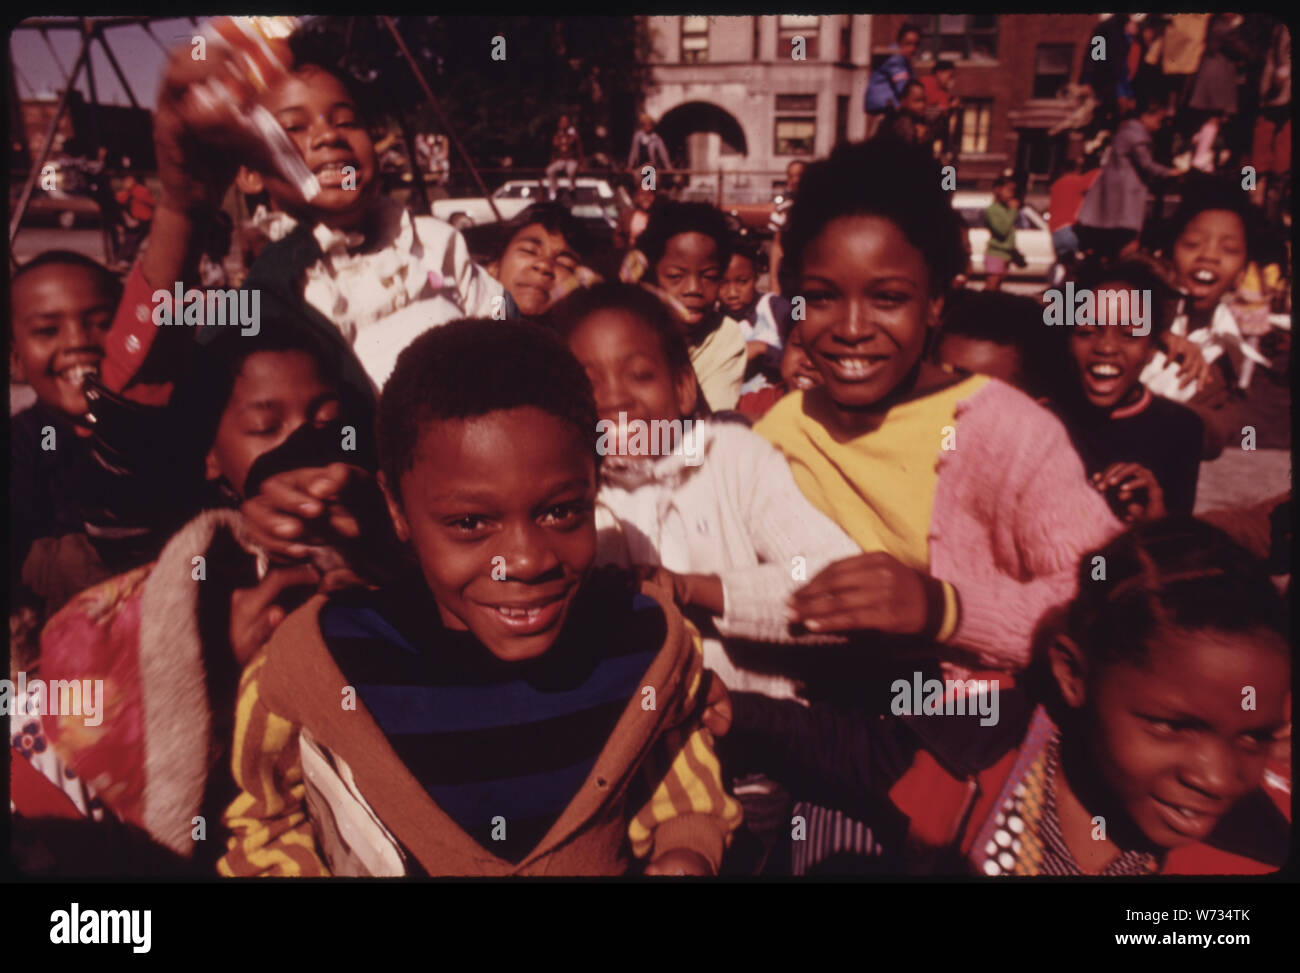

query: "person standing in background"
left=546, top=114, right=584, bottom=202
left=767, top=159, right=806, bottom=293
left=1250, top=18, right=1290, bottom=223
left=114, top=170, right=156, bottom=267
left=626, top=113, right=672, bottom=184
left=1076, top=95, right=1187, bottom=261
left=920, top=59, right=960, bottom=163
left=864, top=24, right=921, bottom=140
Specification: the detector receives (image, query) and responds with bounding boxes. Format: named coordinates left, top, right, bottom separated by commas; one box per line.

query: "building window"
left=776, top=94, right=817, bottom=113
left=1033, top=43, right=1074, bottom=99
left=835, top=94, right=849, bottom=145
left=912, top=14, right=998, bottom=63
left=681, top=15, right=709, bottom=63
left=775, top=116, right=816, bottom=156
left=959, top=99, right=993, bottom=155
left=839, top=24, right=852, bottom=63
left=778, top=15, right=819, bottom=60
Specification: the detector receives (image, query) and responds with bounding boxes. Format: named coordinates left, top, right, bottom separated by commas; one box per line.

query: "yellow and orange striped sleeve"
left=627, top=632, right=743, bottom=873
left=216, top=652, right=328, bottom=877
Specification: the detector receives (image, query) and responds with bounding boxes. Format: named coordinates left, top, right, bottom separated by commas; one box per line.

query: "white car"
left=951, top=191, right=1054, bottom=279
left=431, top=177, right=619, bottom=230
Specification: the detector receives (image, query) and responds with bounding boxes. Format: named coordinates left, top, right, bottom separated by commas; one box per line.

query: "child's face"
left=492, top=223, right=580, bottom=318
left=1078, top=628, right=1288, bottom=849
left=796, top=215, right=941, bottom=411
left=902, top=85, right=927, bottom=116
left=1172, top=209, right=1247, bottom=313
left=387, top=407, right=597, bottom=662
left=10, top=263, right=113, bottom=421
left=936, top=68, right=955, bottom=88
left=1067, top=279, right=1155, bottom=408
left=634, top=188, right=656, bottom=211
left=994, top=181, right=1015, bottom=204
left=719, top=254, right=758, bottom=315
left=258, top=67, right=378, bottom=227
left=205, top=350, right=341, bottom=498
left=935, top=334, right=1023, bottom=389
left=566, top=309, right=696, bottom=433
left=653, top=232, right=723, bottom=321
left=780, top=324, right=822, bottom=392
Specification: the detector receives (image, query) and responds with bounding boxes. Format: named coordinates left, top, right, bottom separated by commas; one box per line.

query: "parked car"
left=952, top=191, right=1053, bottom=279
left=18, top=188, right=102, bottom=229
left=458, top=178, right=626, bottom=281
left=432, top=177, right=620, bottom=231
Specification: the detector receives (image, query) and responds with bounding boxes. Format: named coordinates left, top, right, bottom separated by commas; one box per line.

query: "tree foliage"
left=296, top=16, right=650, bottom=171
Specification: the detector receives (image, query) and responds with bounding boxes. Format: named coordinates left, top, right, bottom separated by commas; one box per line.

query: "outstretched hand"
left=788, top=552, right=931, bottom=636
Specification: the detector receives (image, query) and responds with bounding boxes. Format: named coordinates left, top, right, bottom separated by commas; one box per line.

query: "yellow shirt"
left=689, top=315, right=747, bottom=413
left=754, top=375, right=989, bottom=640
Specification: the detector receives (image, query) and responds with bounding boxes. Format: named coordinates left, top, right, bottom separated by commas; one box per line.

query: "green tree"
left=297, top=16, right=650, bottom=179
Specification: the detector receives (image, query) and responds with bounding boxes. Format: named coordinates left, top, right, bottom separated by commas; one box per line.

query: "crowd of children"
left=9, top=26, right=1292, bottom=879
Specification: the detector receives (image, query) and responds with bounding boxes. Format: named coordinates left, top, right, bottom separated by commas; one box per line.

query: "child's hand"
left=153, top=45, right=260, bottom=213
left=1160, top=332, right=1211, bottom=392
left=645, top=848, right=714, bottom=876
left=1092, top=463, right=1167, bottom=522
left=241, top=463, right=373, bottom=563
left=229, top=564, right=321, bottom=665
left=701, top=672, right=733, bottom=738
left=788, top=553, right=930, bottom=636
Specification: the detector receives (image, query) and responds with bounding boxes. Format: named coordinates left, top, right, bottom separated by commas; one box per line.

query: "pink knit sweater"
left=927, top=380, right=1124, bottom=668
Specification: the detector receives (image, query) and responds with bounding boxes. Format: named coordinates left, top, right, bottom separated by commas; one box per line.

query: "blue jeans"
left=1052, top=225, right=1080, bottom=260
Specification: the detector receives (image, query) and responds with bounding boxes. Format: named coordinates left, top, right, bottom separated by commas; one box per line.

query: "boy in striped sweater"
left=217, top=319, right=740, bottom=876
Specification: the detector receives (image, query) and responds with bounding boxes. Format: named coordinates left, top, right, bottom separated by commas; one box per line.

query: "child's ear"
left=1047, top=633, right=1089, bottom=708
left=236, top=166, right=265, bottom=196
left=377, top=471, right=411, bottom=543
left=926, top=293, right=945, bottom=330
left=486, top=260, right=501, bottom=280
left=10, top=346, right=27, bottom=385
left=204, top=447, right=222, bottom=483
left=675, top=366, right=700, bottom=418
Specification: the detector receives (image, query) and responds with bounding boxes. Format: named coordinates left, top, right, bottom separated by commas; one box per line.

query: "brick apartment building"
left=869, top=13, right=1100, bottom=190
left=639, top=14, right=1100, bottom=199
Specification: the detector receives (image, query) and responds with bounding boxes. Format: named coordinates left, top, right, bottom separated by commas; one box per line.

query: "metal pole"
left=9, top=28, right=92, bottom=246
left=141, top=21, right=171, bottom=54
left=39, top=29, right=70, bottom=83
left=381, top=16, right=502, bottom=223
left=81, top=20, right=102, bottom=152
left=96, top=26, right=142, bottom=109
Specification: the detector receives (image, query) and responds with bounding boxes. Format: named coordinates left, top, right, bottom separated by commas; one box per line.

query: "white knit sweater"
left=595, top=420, right=860, bottom=698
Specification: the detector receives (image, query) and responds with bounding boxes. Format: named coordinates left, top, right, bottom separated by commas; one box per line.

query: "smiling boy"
left=10, top=252, right=122, bottom=615
left=218, top=319, right=740, bottom=876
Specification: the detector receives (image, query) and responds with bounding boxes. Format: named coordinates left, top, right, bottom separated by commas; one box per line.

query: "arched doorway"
left=655, top=100, right=748, bottom=177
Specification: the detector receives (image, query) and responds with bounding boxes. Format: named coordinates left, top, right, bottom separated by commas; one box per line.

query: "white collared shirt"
left=1141, top=299, right=1269, bottom=403
left=272, top=198, right=504, bottom=390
